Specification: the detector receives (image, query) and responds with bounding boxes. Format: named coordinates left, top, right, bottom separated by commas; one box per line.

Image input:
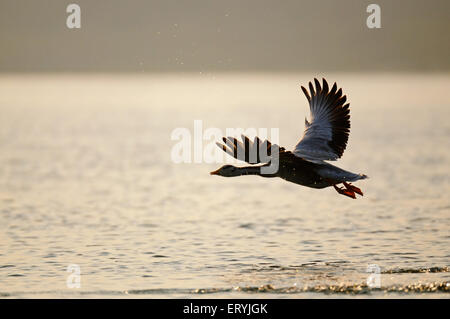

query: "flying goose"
left=210, top=78, right=368, bottom=199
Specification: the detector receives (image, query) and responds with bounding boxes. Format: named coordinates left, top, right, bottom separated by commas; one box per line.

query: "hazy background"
left=1, top=0, right=449, bottom=73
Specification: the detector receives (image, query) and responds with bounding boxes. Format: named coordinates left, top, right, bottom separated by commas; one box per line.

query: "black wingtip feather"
left=314, top=78, right=321, bottom=92
left=301, top=86, right=311, bottom=102
left=330, top=83, right=337, bottom=95
left=308, top=82, right=315, bottom=96
left=322, top=78, right=328, bottom=92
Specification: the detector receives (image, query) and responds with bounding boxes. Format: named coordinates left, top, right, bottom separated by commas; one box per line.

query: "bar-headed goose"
left=210, top=78, right=367, bottom=199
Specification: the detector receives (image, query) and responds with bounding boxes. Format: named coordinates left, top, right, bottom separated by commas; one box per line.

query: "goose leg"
left=333, top=184, right=356, bottom=199
left=343, top=182, right=363, bottom=196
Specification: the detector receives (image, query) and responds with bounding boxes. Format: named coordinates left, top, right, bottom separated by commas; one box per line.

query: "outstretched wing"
left=293, top=78, right=350, bottom=161
left=216, top=135, right=285, bottom=164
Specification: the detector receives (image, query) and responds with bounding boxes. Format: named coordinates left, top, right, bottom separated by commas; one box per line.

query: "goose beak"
left=210, top=168, right=220, bottom=175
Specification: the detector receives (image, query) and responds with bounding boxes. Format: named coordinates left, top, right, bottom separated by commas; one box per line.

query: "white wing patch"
left=293, top=78, right=350, bottom=162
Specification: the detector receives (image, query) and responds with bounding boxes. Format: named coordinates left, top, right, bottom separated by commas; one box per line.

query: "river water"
left=0, top=73, right=448, bottom=298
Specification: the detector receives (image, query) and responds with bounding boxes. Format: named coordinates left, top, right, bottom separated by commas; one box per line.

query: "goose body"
left=210, top=78, right=368, bottom=199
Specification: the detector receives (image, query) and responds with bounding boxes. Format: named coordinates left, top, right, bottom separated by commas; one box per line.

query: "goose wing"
left=216, top=135, right=284, bottom=164
left=293, top=78, right=350, bottom=161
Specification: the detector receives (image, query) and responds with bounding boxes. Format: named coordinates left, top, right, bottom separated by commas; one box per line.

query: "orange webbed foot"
left=343, top=182, right=363, bottom=196
left=333, top=185, right=356, bottom=199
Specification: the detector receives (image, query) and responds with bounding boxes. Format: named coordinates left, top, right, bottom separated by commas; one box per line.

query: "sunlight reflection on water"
left=0, top=73, right=449, bottom=298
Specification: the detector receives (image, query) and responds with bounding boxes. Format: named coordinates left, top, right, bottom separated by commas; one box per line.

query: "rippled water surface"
left=0, top=74, right=449, bottom=298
